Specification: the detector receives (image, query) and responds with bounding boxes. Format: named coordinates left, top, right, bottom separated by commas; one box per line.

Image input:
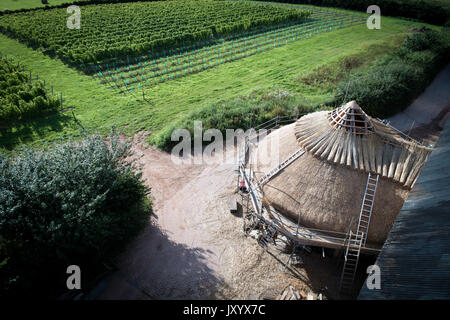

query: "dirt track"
left=96, top=133, right=340, bottom=300
left=96, top=65, right=450, bottom=300
left=388, top=63, right=450, bottom=133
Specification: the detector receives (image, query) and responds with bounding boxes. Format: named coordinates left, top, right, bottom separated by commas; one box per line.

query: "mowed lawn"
left=0, top=9, right=438, bottom=150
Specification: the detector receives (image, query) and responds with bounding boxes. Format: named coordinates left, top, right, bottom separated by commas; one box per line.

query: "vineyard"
left=0, top=0, right=311, bottom=64
left=0, top=57, right=60, bottom=124
left=92, top=7, right=366, bottom=92
left=0, top=1, right=433, bottom=151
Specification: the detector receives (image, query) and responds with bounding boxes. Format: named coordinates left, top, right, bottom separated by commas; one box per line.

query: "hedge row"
left=257, top=0, right=449, bottom=25
left=334, top=27, right=450, bottom=118
left=151, top=88, right=314, bottom=151
left=0, top=134, right=151, bottom=297
left=0, top=58, right=60, bottom=124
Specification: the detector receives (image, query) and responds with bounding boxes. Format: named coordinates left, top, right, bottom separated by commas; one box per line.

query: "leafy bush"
left=0, top=133, right=151, bottom=297
left=335, top=58, right=421, bottom=117
left=335, top=28, right=450, bottom=118
left=152, top=88, right=314, bottom=151
left=0, top=57, right=60, bottom=123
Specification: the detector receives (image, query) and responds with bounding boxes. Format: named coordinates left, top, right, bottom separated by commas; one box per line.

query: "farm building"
left=245, top=101, right=432, bottom=248
left=359, top=119, right=450, bottom=299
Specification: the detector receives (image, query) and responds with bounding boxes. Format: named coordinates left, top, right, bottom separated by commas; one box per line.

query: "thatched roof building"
left=254, top=101, right=432, bottom=246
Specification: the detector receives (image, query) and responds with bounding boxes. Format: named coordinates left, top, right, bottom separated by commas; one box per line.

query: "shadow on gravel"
left=96, top=219, right=229, bottom=300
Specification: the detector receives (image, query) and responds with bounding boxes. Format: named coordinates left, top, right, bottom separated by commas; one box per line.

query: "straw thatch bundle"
left=254, top=101, right=432, bottom=245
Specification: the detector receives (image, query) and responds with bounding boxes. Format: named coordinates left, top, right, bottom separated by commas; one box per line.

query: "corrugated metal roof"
left=358, top=120, right=450, bottom=299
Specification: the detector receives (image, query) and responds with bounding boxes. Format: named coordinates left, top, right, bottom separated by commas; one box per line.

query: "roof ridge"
left=328, top=100, right=374, bottom=134
left=294, top=104, right=432, bottom=188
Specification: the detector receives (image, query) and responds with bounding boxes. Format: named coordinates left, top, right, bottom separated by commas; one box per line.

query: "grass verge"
left=0, top=6, right=439, bottom=151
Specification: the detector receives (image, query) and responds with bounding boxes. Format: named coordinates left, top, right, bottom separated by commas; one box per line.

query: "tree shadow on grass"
left=0, top=112, right=76, bottom=150
left=98, top=219, right=229, bottom=300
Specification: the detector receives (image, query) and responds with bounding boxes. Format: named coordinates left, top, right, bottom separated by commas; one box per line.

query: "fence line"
left=0, top=51, right=65, bottom=112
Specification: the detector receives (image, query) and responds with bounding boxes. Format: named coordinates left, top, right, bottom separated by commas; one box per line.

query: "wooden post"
left=237, top=172, right=240, bottom=192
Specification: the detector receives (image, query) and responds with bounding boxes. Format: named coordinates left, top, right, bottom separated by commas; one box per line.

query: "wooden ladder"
left=339, top=172, right=379, bottom=297
left=339, top=231, right=364, bottom=297
left=258, top=148, right=305, bottom=186
left=357, top=172, right=379, bottom=246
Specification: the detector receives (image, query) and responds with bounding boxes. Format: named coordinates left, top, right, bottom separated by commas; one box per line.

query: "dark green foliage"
left=0, top=57, right=60, bottom=123
left=259, top=0, right=449, bottom=26
left=153, top=89, right=313, bottom=151
left=0, top=1, right=311, bottom=64
left=0, top=134, right=151, bottom=297
left=335, top=28, right=450, bottom=118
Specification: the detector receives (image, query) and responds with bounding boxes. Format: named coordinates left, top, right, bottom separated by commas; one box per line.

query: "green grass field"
left=0, top=0, right=80, bottom=10
left=0, top=3, right=440, bottom=151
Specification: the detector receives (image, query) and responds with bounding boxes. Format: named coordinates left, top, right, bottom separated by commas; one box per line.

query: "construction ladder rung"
left=341, top=283, right=353, bottom=288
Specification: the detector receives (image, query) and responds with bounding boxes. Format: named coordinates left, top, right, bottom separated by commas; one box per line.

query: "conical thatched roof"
left=254, top=101, right=432, bottom=245
left=294, top=101, right=432, bottom=188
